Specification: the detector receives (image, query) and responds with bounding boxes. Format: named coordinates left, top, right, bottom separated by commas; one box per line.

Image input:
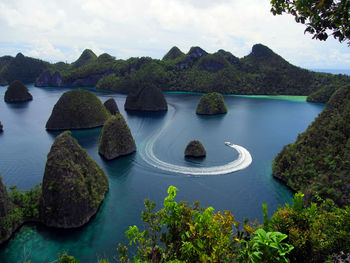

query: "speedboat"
left=225, top=141, right=232, bottom=146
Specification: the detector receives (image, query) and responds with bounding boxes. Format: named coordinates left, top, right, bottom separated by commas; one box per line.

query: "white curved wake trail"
left=139, top=107, right=252, bottom=176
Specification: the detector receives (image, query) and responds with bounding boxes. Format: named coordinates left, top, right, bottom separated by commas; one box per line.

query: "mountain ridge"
left=0, top=44, right=349, bottom=101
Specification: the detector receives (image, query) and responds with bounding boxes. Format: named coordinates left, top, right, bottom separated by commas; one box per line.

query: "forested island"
left=0, top=44, right=349, bottom=104
left=1, top=0, right=350, bottom=259
left=0, top=131, right=108, bottom=243
left=0, top=44, right=349, bottom=262
left=1, top=39, right=350, bottom=263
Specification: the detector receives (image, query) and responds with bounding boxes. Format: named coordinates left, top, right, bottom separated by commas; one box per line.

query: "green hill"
left=0, top=53, right=50, bottom=85
left=0, top=44, right=347, bottom=99
left=94, top=44, right=348, bottom=96
left=273, top=85, right=350, bottom=207
left=71, top=49, right=97, bottom=69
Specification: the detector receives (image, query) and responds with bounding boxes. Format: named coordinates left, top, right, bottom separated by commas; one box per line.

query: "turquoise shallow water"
left=0, top=86, right=324, bottom=262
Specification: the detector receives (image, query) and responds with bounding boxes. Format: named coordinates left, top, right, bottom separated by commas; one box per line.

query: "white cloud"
left=25, top=39, right=65, bottom=62
left=0, top=0, right=349, bottom=69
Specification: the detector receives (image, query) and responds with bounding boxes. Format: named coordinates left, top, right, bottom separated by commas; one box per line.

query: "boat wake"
left=138, top=107, right=252, bottom=176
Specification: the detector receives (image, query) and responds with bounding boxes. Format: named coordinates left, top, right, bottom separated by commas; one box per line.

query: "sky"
left=0, top=0, right=349, bottom=70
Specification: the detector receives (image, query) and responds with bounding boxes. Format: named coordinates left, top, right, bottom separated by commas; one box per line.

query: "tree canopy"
left=270, top=0, right=350, bottom=44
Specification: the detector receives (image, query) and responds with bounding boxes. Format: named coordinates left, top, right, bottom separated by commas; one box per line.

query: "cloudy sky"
left=0, top=0, right=349, bottom=70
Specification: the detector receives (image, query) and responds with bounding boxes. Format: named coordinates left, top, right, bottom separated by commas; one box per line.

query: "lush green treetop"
left=270, top=0, right=350, bottom=44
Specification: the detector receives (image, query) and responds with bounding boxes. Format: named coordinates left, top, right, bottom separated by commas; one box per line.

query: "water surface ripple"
left=139, top=106, right=252, bottom=175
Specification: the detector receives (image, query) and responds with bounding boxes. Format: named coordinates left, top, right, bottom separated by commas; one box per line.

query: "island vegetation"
left=0, top=1, right=349, bottom=261
left=31, top=44, right=349, bottom=99
left=1, top=44, right=348, bottom=102
left=196, top=92, right=227, bottom=115
left=270, top=0, right=350, bottom=210
left=124, top=86, right=168, bottom=111
left=270, top=0, right=350, bottom=44
left=184, top=140, right=206, bottom=157
left=103, top=98, right=119, bottom=115
left=0, top=53, right=49, bottom=85
left=48, top=186, right=349, bottom=263
left=0, top=131, right=108, bottom=243
left=273, top=85, right=350, bottom=207
left=4, top=80, right=33, bottom=103
left=46, top=89, right=110, bottom=130
left=98, top=115, right=136, bottom=160
left=42, top=131, right=109, bottom=228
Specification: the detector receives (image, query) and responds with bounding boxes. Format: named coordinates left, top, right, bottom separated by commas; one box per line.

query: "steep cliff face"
left=46, top=89, right=110, bottom=130
left=41, top=131, right=109, bottom=228
left=4, top=80, right=33, bottom=103
left=196, top=92, right=227, bottom=115
left=98, top=115, right=136, bottom=160
left=35, top=71, right=52, bottom=87
left=125, top=86, right=168, bottom=111
left=35, top=70, right=113, bottom=87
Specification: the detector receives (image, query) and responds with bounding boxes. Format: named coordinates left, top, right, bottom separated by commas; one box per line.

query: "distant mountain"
left=162, top=46, right=184, bottom=60
left=71, top=49, right=97, bottom=69
left=1, top=44, right=348, bottom=100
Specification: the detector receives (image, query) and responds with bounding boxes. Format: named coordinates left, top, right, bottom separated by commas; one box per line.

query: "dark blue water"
left=0, top=86, right=324, bottom=262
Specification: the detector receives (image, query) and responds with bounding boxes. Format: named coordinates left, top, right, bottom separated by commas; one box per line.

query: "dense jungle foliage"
left=273, top=85, right=350, bottom=207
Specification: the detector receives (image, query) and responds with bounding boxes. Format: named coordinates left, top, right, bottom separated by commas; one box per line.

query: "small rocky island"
left=196, top=92, right=227, bottom=115
left=104, top=98, right=119, bottom=115
left=0, top=122, right=3, bottom=132
left=46, top=89, right=110, bottom=130
left=184, top=140, right=206, bottom=158
left=98, top=115, right=136, bottom=160
left=41, top=131, right=109, bottom=228
left=124, top=86, right=168, bottom=111
left=4, top=80, right=33, bottom=103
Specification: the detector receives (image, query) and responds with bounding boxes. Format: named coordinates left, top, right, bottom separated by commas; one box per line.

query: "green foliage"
left=98, top=114, right=136, bottom=160
left=273, top=85, right=350, bottom=206
left=4, top=80, right=32, bottom=102
left=8, top=184, right=42, bottom=221
left=196, top=92, right=227, bottom=115
left=57, top=252, right=80, bottom=263
left=268, top=194, right=350, bottom=263
left=163, top=46, right=185, bottom=60
left=270, top=0, right=350, bottom=44
left=96, top=73, right=131, bottom=93
left=94, top=44, right=350, bottom=97
left=46, top=89, right=110, bottom=130
left=118, top=186, right=266, bottom=263
left=71, top=49, right=97, bottom=69
left=0, top=53, right=50, bottom=85
left=2, top=44, right=348, bottom=99
left=262, top=203, right=269, bottom=229
left=307, top=78, right=350, bottom=103
left=238, top=229, right=294, bottom=263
